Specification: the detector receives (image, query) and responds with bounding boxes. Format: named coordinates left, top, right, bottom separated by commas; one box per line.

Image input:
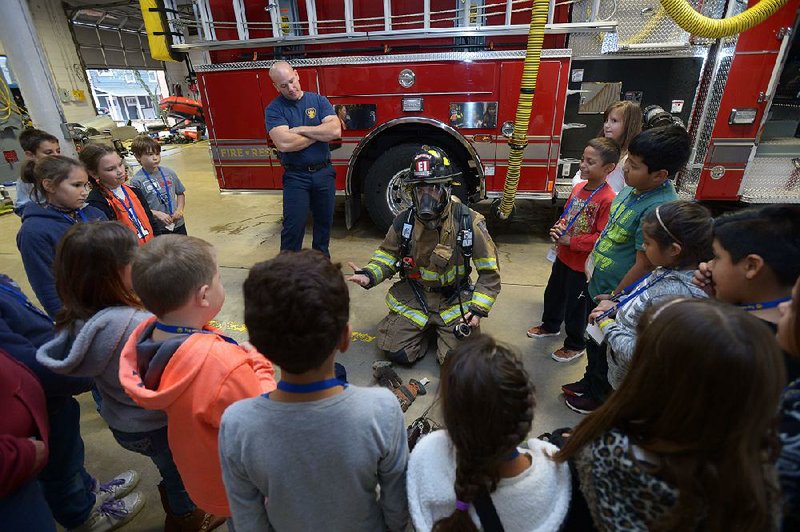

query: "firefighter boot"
left=393, top=379, right=427, bottom=412
left=157, top=482, right=225, bottom=532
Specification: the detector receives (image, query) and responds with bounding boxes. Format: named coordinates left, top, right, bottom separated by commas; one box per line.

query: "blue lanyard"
left=276, top=379, right=347, bottom=393
left=142, top=167, right=173, bottom=214
left=60, top=210, right=87, bottom=224
left=596, top=269, right=671, bottom=321
left=47, top=204, right=87, bottom=224
left=610, top=273, right=651, bottom=302
left=560, top=183, right=607, bottom=234
left=0, top=281, right=53, bottom=322
left=503, top=448, right=520, bottom=461
left=153, top=321, right=238, bottom=345
left=738, top=297, right=791, bottom=312
left=597, top=182, right=669, bottom=245
left=110, top=187, right=146, bottom=238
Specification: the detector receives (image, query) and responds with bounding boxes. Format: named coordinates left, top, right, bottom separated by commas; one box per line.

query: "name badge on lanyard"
left=114, top=187, right=149, bottom=239
left=143, top=168, right=173, bottom=215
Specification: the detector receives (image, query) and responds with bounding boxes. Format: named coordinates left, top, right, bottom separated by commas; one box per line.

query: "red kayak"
left=159, top=96, right=204, bottom=121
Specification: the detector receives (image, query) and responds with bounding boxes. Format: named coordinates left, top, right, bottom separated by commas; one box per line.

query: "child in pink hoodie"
left=119, top=235, right=275, bottom=517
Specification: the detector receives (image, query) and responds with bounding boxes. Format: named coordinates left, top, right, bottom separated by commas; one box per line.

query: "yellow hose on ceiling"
left=660, top=0, right=790, bottom=39
left=497, top=0, right=790, bottom=219
left=497, top=0, right=549, bottom=219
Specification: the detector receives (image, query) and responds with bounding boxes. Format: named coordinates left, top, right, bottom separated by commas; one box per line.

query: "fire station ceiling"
left=63, top=1, right=195, bottom=33
left=61, top=1, right=193, bottom=70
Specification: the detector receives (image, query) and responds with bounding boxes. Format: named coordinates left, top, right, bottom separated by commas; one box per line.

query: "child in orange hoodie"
left=118, top=235, right=275, bottom=517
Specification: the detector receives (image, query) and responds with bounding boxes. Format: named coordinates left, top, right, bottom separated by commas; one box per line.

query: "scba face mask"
left=413, top=183, right=450, bottom=221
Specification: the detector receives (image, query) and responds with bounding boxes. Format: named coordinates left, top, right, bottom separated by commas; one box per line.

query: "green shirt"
left=587, top=181, right=678, bottom=299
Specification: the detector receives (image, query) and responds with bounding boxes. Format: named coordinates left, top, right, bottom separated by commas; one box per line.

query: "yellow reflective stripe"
left=418, top=267, right=439, bottom=282
left=386, top=293, right=428, bottom=328
left=417, top=265, right=468, bottom=285
left=439, top=264, right=467, bottom=285
left=440, top=303, right=466, bottom=325
left=370, top=249, right=396, bottom=268
left=363, top=263, right=384, bottom=283
left=471, top=291, right=496, bottom=312
left=473, top=257, right=498, bottom=271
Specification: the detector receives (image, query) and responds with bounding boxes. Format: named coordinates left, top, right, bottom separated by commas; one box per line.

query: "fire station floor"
left=0, top=141, right=584, bottom=530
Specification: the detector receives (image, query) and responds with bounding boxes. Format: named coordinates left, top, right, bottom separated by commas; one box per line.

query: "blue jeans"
left=111, top=426, right=195, bottom=516
left=0, top=479, right=56, bottom=531
left=281, top=166, right=336, bottom=256
left=38, top=397, right=96, bottom=528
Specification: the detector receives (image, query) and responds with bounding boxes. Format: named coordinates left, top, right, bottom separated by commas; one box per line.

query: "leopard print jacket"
left=574, top=429, right=678, bottom=531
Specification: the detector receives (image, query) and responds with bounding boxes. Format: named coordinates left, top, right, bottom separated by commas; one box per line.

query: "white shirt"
left=407, top=431, right=571, bottom=532
left=571, top=153, right=627, bottom=193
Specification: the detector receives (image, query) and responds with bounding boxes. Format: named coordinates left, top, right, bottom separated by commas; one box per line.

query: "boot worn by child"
left=158, top=483, right=225, bottom=532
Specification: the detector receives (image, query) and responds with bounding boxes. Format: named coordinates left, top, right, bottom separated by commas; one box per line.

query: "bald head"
left=270, top=61, right=302, bottom=100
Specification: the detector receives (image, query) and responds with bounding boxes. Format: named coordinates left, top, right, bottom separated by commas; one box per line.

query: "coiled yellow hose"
left=661, top=0, right=789, bottom=39
left=497, top=0, right=549, bottom=219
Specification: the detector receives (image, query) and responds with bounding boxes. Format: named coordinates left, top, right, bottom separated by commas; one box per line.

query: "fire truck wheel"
left=364, top=143, right=470, bottom=232
left=363, top=143, right=425, bottom=232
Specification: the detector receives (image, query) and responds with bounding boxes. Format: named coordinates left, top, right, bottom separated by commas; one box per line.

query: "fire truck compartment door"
left=697, top=52, right=783, bottom=200
left=494, top=59, right=566, bottom=192
left=200, top=70, right=280, bottom=189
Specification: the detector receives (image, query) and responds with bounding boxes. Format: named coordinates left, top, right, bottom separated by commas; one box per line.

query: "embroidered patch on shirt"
left=306, top=107, right=317, bottom=119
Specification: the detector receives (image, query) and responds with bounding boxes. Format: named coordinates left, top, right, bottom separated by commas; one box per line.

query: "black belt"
left=283, top=161, right=331, bottom=172
left=422, top=284, right=456, bottom=294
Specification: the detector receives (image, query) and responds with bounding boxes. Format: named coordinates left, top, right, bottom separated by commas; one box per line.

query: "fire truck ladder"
left=172, top=0, right=618, bottom=52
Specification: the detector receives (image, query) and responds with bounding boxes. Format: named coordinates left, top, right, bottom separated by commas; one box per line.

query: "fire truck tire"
left=364, top=143, right=469, bottom=232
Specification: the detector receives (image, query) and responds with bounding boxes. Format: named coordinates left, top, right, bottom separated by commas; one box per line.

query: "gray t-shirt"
left=219, top=385, right=409, bottom=532
left=130, top=166, right=186, bottom=230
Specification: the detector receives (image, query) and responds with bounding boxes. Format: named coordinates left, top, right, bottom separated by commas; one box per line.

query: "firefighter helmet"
left=406, top=145, right=455, bottom=185
left=404, top=146, right=455, bottom=221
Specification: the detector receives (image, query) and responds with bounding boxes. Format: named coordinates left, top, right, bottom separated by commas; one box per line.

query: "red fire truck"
left=158, top=0, right=800, bottom=230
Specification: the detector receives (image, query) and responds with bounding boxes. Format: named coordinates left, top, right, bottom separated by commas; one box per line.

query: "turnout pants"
left=376, top=288, right=477, bottom=365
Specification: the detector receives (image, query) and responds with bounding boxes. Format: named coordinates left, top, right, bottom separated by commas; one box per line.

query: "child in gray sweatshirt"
left=589, top=201, right=713, bottom=389
left=220, top=250, right=408, bottom=532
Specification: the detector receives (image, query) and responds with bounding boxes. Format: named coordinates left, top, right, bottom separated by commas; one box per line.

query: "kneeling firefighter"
left=348, top=146, right=501, bottom=364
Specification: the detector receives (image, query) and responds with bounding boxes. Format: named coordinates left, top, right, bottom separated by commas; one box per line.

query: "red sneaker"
left=565, top=394, right=602, bottom=414
left=561, top=380, right=589, bottom=397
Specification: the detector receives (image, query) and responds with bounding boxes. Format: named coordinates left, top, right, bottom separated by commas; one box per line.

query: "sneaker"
left=561, top=380, right=589, bottom=397
left=551, top=347, right=586, bottom=363
left=71, top=491, right=146, bottom=532
left=93, top=470, right=139, bottom=503
left=526, top=325, right=559, bottom=338
left=565, top=394, right=602, bottom=415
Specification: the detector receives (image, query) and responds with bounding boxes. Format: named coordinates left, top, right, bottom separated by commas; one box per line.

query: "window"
left=125, top=96, right=138, bottom=106
left=124, top=72, right=135, bottom=83
left=147, top=71, right=157, bottom=82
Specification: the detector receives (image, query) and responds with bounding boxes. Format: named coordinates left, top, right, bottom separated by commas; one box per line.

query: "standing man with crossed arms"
left=265, top=61, right=342, bottom=256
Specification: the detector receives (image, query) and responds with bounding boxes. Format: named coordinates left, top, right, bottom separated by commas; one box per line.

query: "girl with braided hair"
left=406, top=334, right=571, bottom=531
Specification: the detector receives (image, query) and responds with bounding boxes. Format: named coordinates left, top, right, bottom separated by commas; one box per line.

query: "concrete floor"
left=0, top=141, right=583, bottom=530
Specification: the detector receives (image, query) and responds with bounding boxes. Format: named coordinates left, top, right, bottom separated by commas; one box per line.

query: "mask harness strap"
left=397, top=208, right=430, bottom=315
left=454, top=203, right=473, bottom=324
